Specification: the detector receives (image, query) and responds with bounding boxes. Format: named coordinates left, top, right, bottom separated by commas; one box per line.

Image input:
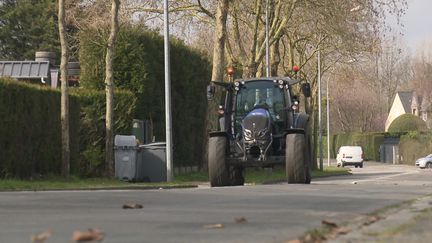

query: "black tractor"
left=207, top=75, right=312, bottom=187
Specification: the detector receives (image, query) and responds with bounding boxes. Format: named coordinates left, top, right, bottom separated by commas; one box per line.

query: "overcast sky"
left=400, top=0, right=432, bottom=52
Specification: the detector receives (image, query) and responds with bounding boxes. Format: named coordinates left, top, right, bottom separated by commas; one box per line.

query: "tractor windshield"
left=235, top=80, right=286, bottom=133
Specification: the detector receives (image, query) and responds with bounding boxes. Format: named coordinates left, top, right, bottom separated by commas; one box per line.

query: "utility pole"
left=265, top=0, right=270, bottom=77
left=318, top=50, right=323, bottom=171
left=164, top=0, right=173, bottom=182
left=326, top=73, right=330, bottom=167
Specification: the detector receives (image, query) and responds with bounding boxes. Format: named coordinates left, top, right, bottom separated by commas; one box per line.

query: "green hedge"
left=0, top=78, right=79, bottom=178
left=399, top=132, right=432, bottom=165
left=71, top=89, right=136, bottom=176
left=388, top=114, right=427, bottom=133
left=323, top=132, right=385, bottom=161
left=79, top=24, right=211, bottom=167
left=0, top=78, right=136, bottom=178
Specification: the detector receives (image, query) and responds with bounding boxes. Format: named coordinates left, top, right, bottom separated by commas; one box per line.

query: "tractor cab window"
left=235, top=81, right=285, bottom=133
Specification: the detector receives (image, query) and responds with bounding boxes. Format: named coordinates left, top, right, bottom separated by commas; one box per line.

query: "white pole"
left=327, top=73, right=330, bottom=167
left=265, top=0, right=270, bottom=77
left=164, top=0, right=173, bottom=182
left=318, top=50, right=323, bottom=171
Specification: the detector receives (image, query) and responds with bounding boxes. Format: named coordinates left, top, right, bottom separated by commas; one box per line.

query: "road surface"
left=1, top=162, right=431, bottom=243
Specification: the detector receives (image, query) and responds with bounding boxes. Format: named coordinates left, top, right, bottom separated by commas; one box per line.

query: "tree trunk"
left=211, top=0, right=230, bottom=81
left=270, top=39, right=280, bottom=76
left=105, top=0, right=120, bottom=177
left=58, top=0, right=69, bottom=177
left=203, top=0, right=230, bottom=171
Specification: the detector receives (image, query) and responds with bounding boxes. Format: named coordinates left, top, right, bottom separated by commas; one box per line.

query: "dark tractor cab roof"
left=211, top=76, right=301, bottom=87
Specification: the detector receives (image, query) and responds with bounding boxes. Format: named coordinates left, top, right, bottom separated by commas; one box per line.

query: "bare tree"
left=410, top=43, right=432, bottom=95
left=59, top=0, right=70, bottom=177
left=105, top=0, right=121, bottom=176
left=211, top=0, right=230, bottom=81
left=330, top=68, right=384, bottom=133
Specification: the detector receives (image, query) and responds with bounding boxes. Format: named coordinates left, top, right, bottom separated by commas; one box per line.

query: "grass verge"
left=0, top=176, right=196, bottom=191
left=0, top=166, right=350, bottom=191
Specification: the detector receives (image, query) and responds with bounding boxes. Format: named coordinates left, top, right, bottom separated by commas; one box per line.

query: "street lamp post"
left=265, top=0, right=270, bottom=77
left=326, top=73, right=330, bottom=167
left=318, top=50, right=323, bottom=171
left=164, top=0, right=173, bottom=182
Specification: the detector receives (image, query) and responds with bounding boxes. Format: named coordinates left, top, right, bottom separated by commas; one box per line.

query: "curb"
left=0, top=184, right=199, bottom=192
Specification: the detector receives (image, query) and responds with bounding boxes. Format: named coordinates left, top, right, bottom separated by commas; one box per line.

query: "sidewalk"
left=329, top=194, right=432, bottom=243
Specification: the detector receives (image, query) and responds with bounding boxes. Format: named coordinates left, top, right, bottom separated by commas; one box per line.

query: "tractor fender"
left=293, top=113, right=309, bottom=130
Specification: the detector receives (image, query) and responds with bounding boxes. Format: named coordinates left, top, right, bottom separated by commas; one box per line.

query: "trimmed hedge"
left=323, top=132, right=385, bottom=161
left=399, top=132, right=432, bottom=165
left=0, top=78, right=136, bottom=178
left=79, top=25, right=211, bottom=167
left=0, top=78, right=79, bottom=178
left=388, top=114, right=427, bottom=133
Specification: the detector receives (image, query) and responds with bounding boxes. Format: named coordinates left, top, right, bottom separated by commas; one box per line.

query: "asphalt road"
left=1, top=162, right=431, bottom=243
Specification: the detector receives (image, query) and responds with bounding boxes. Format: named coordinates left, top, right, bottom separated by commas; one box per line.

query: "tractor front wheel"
left=286, top=132, right=308, bottom=184
left=208, top=136, right=230, bottom=187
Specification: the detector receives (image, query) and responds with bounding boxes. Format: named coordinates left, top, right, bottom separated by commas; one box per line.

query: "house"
left=385, top=91, right=432, bottom=131
left=385, top=91, right=413, bottom=131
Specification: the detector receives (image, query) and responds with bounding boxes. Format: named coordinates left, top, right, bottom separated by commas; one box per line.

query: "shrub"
left=79, top=24, right=211, bottom=167
left=399, top=132, right=432, bottom=165
left=325, top=132, right=385, bottom=161
left=0, top=78, right=80, bottom=178
left=71, top=88, right=136, bottom=176
left=0, top=78, right=136, bottom=178
left=388, top=114, right=427, bottom=133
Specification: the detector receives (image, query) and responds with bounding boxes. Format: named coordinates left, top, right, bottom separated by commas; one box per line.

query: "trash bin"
left=139, top=142, right=167, bottom=182
left=114, top=135, right=144, bottom=182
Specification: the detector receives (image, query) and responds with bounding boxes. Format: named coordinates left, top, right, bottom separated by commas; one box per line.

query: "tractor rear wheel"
left=208, top=136, right=230, bottom=187
left=286, top=133, right=308, bottom=184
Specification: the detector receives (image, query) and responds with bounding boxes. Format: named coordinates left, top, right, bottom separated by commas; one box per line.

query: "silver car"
left=415, top=154, right=432, bottom=169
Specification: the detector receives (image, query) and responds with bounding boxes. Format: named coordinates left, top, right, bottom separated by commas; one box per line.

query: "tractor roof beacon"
left=207, top=75, right=312, bottom=187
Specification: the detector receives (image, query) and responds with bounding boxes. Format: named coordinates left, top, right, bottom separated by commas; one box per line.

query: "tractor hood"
left=242, top=108, right=272, bottom=142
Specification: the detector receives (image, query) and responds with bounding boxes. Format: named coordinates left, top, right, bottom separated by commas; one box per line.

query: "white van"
left=336, top=146, right=364, bottom=168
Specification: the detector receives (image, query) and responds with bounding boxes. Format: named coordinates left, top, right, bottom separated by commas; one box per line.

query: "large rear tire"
left=208, top=136, right=230, bottom=187
left=286, top=132, right=308, bottom=184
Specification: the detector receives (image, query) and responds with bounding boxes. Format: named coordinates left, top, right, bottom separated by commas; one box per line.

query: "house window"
left=413, top=109, right=417, bottom=115
left=422, top=112, right=427, bottom=121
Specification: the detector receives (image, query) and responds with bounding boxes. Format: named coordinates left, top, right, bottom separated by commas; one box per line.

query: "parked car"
left=336, top=146, right=364, bottom=168
left=415, top=154, right=432, bottom=169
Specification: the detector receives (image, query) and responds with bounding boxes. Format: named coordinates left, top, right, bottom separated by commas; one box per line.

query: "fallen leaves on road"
left=122, top=203, right=143, bottom=209
left=234, top=217, right=247, bottom=224
left=321, top=220, right=338, bottom=228
left=363, top=215, right=383, bottom=226
left=31, top=230, right=52, bottom=243
left=321, top=220, right=352, bottom=240
left=332, top=227, right=351, bottom=235
left=72, top=228, right=104, bottom=242
left=203, top=223, right=224, bottom=229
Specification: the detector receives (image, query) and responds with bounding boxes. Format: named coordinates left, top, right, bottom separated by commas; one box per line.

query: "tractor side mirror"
left=301, top=83, right=311, bottom=97
left=207, top=84, right=215, bottom=100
